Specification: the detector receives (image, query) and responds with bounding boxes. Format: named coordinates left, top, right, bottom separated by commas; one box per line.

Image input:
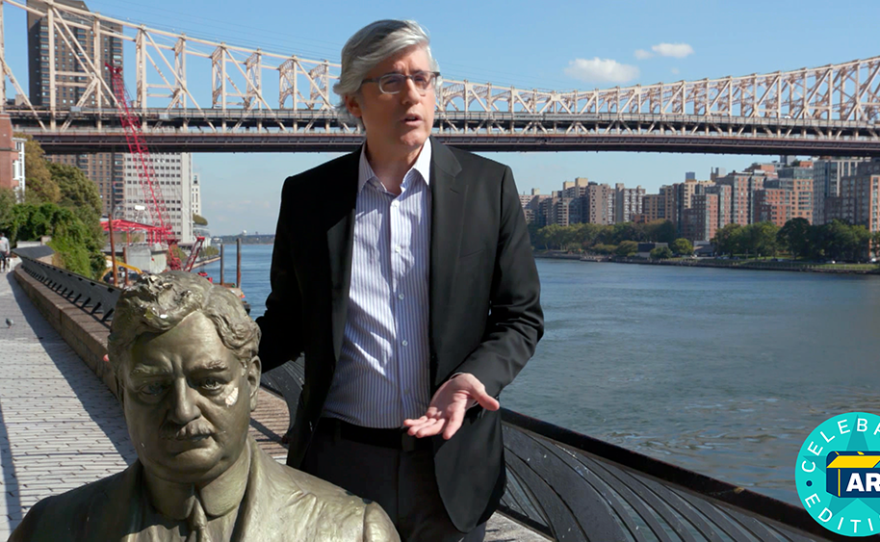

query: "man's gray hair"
left=334, top=20, right=440, bottom=120
left=108, top=271, right=260, bottom=377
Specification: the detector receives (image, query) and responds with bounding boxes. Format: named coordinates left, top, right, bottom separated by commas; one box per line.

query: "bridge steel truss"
left=3, top=0, right=880, bottom=155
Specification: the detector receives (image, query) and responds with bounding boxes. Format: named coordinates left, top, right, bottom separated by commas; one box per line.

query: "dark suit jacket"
left=256, top=137, right=544, bottom=531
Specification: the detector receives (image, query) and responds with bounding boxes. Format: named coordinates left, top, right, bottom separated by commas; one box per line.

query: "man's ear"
left=247, top=356, right=262, bottom=411
left=344, top=93, right=363, bottom=120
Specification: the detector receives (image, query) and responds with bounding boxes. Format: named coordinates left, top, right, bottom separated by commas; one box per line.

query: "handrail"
left=16, top=254, right=122, bottom=325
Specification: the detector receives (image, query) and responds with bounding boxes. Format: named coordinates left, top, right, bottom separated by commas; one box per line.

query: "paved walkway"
left=0, top=264, right=546, bottom=541
left=0, top=264, right=136, bottom=539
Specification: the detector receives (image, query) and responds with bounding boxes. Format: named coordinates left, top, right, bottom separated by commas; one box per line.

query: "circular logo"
left=796, top=412, right=880, bottom=537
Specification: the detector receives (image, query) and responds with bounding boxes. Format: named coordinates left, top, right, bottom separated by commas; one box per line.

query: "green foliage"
left=7, top=203, right=103, bottom=277
left=711, top=223, right=742, bottom=256
left=22, top=137, right=60, bottom=205
left=0, top=187, right=15, bottom=231
left=193, top=213, right=209, bottom=226
left=777, top=218, right=811, bottom=260
left=202, top=245, right=219, bottom=258
left=713, top=219, right=873, bottom=262
left=671, top=238, right=694, bottom=256
left=615, top=240, right=639, bottom=257
left=529, top=220, right=676, bottom=251
left=650, top=246, right=674, bottom=259
left=591, top=243, right=617, bottom=255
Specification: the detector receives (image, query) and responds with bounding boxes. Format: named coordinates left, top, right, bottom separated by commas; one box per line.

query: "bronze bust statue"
left=10, top=272, right=398, bottom=541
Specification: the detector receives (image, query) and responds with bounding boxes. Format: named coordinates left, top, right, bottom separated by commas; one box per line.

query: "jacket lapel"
left=429, top=137, right=465, bottom=387
left=326, top=151, right=360, bottom=362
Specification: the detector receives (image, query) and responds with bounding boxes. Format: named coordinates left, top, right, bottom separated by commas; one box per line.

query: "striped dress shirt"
left=322, top=140, right=433, bottom=428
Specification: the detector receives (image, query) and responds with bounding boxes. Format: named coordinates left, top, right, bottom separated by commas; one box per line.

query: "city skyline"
left=3, top=0, right=880, bottom=234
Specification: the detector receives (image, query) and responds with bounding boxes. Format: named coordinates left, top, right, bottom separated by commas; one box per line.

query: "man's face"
left=345, top=45, right=436, bottom=157
left=121, top=312, right=260, bottom=485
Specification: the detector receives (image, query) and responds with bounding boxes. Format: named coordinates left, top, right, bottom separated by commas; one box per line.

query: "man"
left=0, top=231, right=9, bottom=272
left=257, top=20, right=543, bottom=542
left=11, top=272, right=398, bottom=541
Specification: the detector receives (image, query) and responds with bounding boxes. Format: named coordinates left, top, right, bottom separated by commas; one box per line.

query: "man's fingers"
left=442, top=405, right=466, bottom=440
left=413, top=418, right=444, bottom=438
left=403, top=416, right=428, bottom=427
left=475, top=392, right=500, bottom=411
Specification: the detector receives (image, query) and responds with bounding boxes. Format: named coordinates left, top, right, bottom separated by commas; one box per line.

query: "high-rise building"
left=682, top=193, right=720, bottom=242
left=123, top=153, right=195, bottom=245
left=583, top=182, right=614, bottom=225
left=714, top=172, right=767, bottom=226
left=642, top=193, right=666, bottom=222
left=812, top=158, right=867, bottom=226
left=26, top=0, right=125, bottom=216
left=831, top=159, right=880, bottom=233
left=754, top=188, right=793, bottom=227
left=614, top=184, right=645, bottom=223
left=192, top=173, right=202, bottom=216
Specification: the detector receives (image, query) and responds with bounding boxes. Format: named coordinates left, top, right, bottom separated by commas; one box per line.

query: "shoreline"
left=534, top=252, right=880, bottom=275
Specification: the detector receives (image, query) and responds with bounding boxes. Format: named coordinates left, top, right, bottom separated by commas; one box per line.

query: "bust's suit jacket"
left=257, top=136, right=544, bottom=531
left=9, top=438, right=398, bottom=541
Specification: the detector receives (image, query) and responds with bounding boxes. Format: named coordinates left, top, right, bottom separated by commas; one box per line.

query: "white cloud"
left=651, top=43, right=694, bottom=58
left=564, top=58, right=639, bottom=84
left=634, top=49, right=653, bottom=60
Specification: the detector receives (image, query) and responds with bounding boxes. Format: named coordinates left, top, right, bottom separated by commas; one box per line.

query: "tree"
left=743, top=222, right=779, bottom=257
left=21, top=137, right=60, bottom=205
left=8, top=203, right=104, bottom=277
left=671, top=238, right=694, bottom=256
left=712, top=223, right=743, bottom=256
left=50, top=162, right=102, bottom=218
left=615, top=240, right=638, bottom=257
left=0, top=187, right=15, bottom=231
left=777, top=218, right=811, bottom=260
left=193, top=213, right=208, bottom=226
left=647, top=220, right=677, bottom=244
left=650, top=246, right=674, bottom=259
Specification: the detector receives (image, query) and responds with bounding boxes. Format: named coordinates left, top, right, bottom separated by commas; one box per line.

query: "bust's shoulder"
left=254, top=449, right=399, bottom=541
left=9, top=468, right=135, bottom=541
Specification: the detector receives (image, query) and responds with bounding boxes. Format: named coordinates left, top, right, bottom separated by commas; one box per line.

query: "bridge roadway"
left=0, top=264, right=545, bottom=541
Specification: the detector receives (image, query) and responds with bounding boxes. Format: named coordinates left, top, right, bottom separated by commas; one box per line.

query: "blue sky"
left=5, top=0, right=880, bottom=234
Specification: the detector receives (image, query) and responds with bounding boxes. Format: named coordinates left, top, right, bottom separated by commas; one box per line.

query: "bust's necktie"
left=186, top=496, right=210, bottom=542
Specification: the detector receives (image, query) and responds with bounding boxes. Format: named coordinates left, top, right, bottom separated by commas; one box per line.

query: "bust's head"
left=108, top=272, right=261, bottom=485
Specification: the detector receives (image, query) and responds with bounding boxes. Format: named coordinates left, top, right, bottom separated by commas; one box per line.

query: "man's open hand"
left=403, top=373, right=499, bottom=440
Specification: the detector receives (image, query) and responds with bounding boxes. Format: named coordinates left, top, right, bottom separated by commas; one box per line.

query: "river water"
left=203, top=244, right=880, bottom=504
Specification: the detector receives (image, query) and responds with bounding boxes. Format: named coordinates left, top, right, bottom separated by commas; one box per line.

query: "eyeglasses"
left=361, top=71, right=441, bottom=95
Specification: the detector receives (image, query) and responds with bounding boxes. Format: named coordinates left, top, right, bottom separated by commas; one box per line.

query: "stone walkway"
left=0, top=263, right=547, bottom=541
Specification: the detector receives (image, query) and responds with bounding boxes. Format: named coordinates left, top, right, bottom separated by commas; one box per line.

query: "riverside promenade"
left=0, top=263, right=543, bottom=541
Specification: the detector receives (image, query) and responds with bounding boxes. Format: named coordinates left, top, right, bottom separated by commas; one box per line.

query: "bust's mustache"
left=160, top=422, right=215, bottom=441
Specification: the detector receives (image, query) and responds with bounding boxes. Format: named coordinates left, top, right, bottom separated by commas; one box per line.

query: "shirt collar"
left=143, top=439, right=251, bottom=520
left=358, top=138, right=432, bottom=193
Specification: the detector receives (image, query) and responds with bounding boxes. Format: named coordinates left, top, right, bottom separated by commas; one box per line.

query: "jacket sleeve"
left=256, top=177, right=305, bottom=373
left=452, top=166, right=544, bottom=398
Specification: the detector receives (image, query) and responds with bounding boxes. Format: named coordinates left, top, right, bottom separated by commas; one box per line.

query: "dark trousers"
left=302, top=420, right=486, bottom=542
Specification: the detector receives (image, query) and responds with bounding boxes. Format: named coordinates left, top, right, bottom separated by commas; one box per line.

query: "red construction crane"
left=106, top=64, right=182, bottom=271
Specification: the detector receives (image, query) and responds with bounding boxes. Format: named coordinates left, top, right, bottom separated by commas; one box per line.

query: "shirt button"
left=398, top=293, right=405, bottom=300
left=395, top=246, right=401, bottom=253
left=402, top=340, right=408, bottom=346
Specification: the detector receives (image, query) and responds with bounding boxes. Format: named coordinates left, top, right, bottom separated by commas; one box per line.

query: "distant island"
left=215, top=234, right=276, bottom=245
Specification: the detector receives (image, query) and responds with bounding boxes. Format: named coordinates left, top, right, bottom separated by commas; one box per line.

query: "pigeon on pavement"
left=5, top=318, right=13, bottom=327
